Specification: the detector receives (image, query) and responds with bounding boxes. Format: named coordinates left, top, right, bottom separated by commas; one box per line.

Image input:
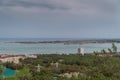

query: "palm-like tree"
left=112, top=43, right=117, bottom=53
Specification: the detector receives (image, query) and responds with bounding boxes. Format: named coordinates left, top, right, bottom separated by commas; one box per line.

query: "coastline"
left=10, top=39, right=120, bottom=44
left=0, top=39, right=120, bottom=55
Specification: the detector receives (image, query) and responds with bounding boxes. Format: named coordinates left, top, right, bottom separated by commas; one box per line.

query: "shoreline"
left=8, top=39, right=120, bottom=44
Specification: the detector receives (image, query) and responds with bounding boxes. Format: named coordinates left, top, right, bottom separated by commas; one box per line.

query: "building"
left=77, top=48, right=85, bottom=56
left=0, top=54, right=26, bottom=64
left=26, top=54, right=37, bottom=58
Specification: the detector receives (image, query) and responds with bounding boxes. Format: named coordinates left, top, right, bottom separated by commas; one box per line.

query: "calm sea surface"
left=0, top=38, right=120, bottom=54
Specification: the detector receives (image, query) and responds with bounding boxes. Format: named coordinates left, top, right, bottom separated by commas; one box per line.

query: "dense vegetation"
left=0, top=53, right=120, bottom=80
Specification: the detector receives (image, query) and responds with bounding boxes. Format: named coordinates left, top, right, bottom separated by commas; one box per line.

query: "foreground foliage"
left=0, top=53, right=120, bottom=80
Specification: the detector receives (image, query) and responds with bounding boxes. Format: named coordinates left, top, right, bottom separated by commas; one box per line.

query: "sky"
left=0, top=0, right=120, bottom=39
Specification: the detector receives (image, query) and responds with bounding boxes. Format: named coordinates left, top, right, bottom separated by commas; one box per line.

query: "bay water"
left=0, top=38, right=119, bottom=54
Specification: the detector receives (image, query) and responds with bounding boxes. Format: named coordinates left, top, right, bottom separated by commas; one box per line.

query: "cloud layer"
left=0, top=0, right=119, bottom=38
left=0, top=0, right=117, bottom=16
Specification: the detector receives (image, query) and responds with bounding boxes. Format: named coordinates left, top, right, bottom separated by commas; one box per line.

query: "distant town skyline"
left=0, top=0, right=119, bottom=39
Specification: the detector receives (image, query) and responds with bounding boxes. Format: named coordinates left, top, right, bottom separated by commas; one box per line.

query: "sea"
left=0, top=38, right=120, bottom=54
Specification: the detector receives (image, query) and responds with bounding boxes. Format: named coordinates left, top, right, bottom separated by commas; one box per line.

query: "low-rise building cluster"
left=0, top=54, right=37, bottom=64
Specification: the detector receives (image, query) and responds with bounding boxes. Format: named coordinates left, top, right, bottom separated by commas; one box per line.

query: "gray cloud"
left=0, top=0, right=69, bottom=10
left=0, top=0, right=118, bottom=18
left=0, top=0, right=118, bottom=38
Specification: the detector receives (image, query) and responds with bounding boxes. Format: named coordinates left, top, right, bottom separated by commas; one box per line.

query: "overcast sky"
left=0, top=0, right=119, bottom=39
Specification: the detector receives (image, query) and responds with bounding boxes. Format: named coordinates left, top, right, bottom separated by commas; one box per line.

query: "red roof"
left=0, top=54, right=26, bottom=59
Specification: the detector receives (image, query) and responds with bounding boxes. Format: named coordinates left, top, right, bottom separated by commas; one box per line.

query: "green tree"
left=112, top=43, right=117, bottom=53
left=101, top=49, right=106, bottom=54
left=0, top=65, right=4, bottom=75
left=108, top=48, right=112, bottom=54
left=15, top=66, right=32, bottom=80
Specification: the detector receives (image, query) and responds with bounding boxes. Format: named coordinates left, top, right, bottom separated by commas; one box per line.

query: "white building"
left=0, top=54, right=26, bottom=64
left=26, top=54, right=37, bottom=58
left=77, top=48, right=85, bottom=56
